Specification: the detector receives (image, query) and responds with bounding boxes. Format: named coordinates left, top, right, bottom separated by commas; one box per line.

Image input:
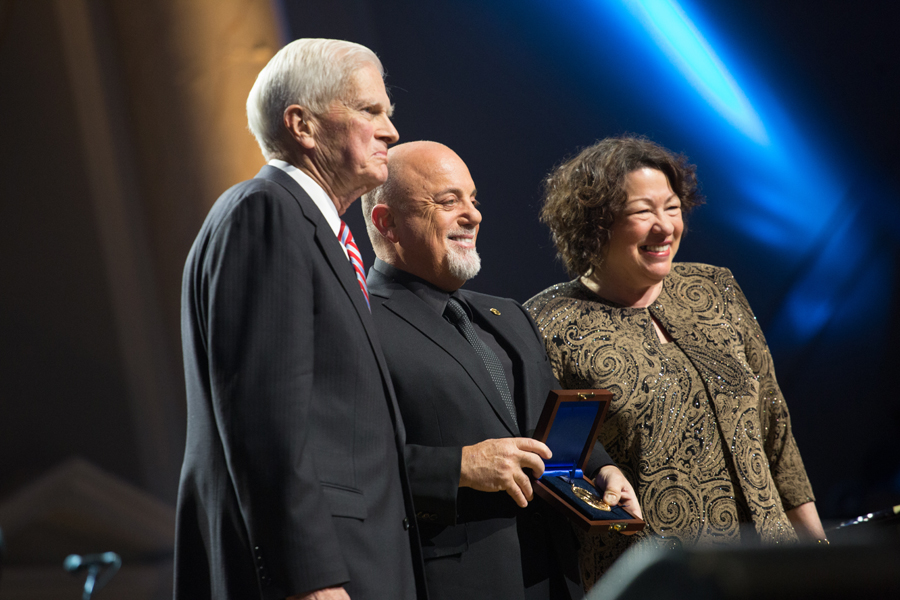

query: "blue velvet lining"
left=536, top=395, right=633, bottom=522
left=544, top=468, right=584, bottom=479
left=543, top=401, right=601, bottom=470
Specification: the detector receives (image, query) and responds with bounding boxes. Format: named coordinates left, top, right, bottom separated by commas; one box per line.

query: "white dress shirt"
left=268, top=159, right=348, bottom=259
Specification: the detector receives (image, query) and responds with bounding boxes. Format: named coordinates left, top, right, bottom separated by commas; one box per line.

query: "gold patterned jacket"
left=525, top=263, right=815, bottom=550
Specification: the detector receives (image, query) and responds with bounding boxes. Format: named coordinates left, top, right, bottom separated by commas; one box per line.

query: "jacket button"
left=403, top=517, right=410, bottom=531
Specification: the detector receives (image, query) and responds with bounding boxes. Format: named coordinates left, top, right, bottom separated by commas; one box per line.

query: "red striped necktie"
left=338, top=220, right=370, bottom=311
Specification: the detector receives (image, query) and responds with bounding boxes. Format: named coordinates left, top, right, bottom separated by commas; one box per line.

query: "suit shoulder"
left=460, top=289, right=538, bottom=333
left=198, top=178, right=319, bottom=241
left=205, top=178, right=297, bottom=221
left=185, top=178, right=322, bottom=275
left=458, top=289, right=519, bottom=310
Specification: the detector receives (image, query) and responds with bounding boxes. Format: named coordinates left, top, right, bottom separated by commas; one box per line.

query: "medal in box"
left=532, top=389, right=644, bottom=533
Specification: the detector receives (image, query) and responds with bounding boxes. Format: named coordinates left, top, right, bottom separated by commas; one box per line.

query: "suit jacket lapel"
left=255, top=166, right=407, bottom=443
left=256, top=166, right=371, bottom=319
left=463, top=293, right=540, bottom=431
left=464, top=293, right=532, bottom=355
left=373, top=279, right=519, bottom=436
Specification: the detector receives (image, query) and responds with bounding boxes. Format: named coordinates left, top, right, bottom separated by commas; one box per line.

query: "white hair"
left=246, top=38, right=384, bottom=160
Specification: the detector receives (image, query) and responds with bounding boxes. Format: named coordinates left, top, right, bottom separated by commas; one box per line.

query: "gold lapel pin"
left=490, top=308, right=501, bottom=315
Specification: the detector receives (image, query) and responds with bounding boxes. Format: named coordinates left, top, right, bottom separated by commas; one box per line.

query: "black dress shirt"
left=372, top=259, right=517, bottom=409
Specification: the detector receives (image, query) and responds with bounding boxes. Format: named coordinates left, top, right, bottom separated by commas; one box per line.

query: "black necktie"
left=444, top=297, right=518, bottom=429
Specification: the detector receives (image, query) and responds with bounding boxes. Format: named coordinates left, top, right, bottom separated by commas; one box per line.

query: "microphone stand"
left=64, top=552, right=122, bottom=600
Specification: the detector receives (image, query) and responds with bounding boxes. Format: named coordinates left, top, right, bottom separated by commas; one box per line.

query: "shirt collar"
left=373, top=258, right=469, bottom=317
left=268, top=159, right=341, bottom=237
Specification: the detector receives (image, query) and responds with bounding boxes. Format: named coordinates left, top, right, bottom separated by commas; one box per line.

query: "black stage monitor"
left=587, top=540, right=900, bottom=600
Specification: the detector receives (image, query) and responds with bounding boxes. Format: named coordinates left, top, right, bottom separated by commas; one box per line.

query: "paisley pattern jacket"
left=525, top=263, right=815, bottom=586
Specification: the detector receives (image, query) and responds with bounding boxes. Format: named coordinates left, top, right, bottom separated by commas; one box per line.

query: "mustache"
left=446, top=226, right=477, bottom=238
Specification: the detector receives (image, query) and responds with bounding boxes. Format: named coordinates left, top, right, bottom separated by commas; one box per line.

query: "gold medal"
left=561, top=476, right=611, bottom=511
left=572, top=485, right=611, bottom=511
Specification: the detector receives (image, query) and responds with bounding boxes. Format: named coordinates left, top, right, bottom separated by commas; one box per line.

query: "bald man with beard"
left=360, top=142, right=640, bottom=599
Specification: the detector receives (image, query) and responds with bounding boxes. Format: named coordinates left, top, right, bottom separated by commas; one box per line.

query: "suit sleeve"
left=404, top=444, right=464, bottom=524
left=728, top=271, right=815, bottom=510
left=200, top=189, right=349, bottom=595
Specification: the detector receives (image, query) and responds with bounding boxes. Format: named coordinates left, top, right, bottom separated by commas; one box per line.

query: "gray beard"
left=447, top=246, right=481, bottom=282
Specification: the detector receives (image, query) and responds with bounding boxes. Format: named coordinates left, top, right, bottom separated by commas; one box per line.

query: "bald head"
left=362, top=141, right=482, bottom=291
left=362, top=141, right=457, bottom=234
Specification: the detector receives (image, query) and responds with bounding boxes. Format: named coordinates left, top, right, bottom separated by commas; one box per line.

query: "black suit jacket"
left=175, top=166, right=426, bottom=600
left=367, top=266, right=612, bottom=600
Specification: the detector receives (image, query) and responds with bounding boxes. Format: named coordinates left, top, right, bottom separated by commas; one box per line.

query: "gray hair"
left=246, top=38, right=384, bottom=160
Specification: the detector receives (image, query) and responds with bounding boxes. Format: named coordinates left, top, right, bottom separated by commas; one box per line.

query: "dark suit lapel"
left=374, top=281, right=519, bottom=436
left=255, top=166, right=407, bottom=441
left=463, top=292, right=542, bottom=431
left=464, top=293, right=532, bottom=356
left=256, top=166, right=371, bottom=317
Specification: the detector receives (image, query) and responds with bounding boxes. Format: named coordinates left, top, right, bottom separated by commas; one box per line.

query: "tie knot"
left=444, top=297, right=469, bottom=323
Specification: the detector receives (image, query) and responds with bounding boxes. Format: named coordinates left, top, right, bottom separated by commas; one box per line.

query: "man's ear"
left=371, top=204, right=399, bottom=244
left=283, top=105, right=316, bottom=150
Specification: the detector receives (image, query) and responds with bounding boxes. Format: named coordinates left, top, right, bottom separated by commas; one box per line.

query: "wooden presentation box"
left=532, top=389, right=644, bottom=534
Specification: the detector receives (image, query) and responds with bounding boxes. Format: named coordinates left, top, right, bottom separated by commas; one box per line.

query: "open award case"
left=532, top=389, right=644, bottom=534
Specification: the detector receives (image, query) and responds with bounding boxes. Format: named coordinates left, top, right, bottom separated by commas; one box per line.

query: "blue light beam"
left=623, top=0, right=769, bottom=145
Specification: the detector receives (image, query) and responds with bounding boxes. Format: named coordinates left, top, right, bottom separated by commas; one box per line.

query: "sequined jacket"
left=525, top=263, right=815, bottom=549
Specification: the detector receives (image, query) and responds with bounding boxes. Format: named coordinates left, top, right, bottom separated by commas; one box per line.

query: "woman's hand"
left=595, top=465, right=643, bottom=520
left=786, top=501, right=827, bottom=542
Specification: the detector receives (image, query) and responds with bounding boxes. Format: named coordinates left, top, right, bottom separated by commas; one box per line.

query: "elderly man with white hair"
left=176, top=39, right=425, bottom=600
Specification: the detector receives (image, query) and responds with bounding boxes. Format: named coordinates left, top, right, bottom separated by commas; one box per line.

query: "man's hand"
left=595, top=465, right=643, bottom=520
left=460, top=438, right=552, bottom=508
left=288, top=587, right=350, bottom=600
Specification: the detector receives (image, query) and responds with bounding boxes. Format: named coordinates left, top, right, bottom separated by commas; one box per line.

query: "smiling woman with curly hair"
left=540, top=135, right=703, bottom=279
left=526, top=135, right=825, bottom=590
